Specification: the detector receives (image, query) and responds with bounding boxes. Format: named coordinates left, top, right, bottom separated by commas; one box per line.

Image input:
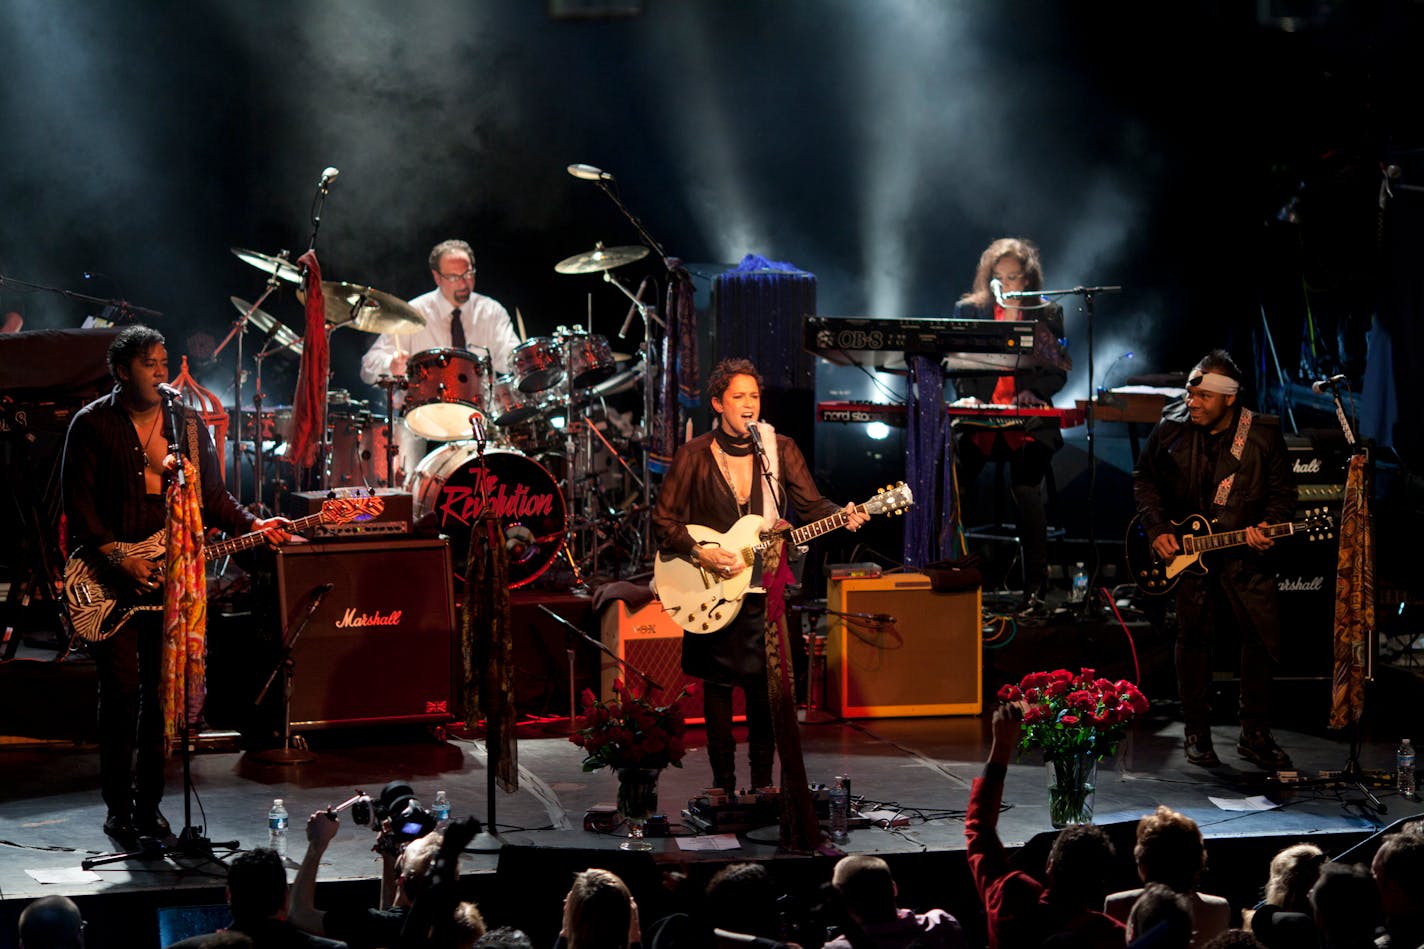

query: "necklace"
left=134, top=410, right=166, bottom=472
left=712, top=443, right=751, bottom=513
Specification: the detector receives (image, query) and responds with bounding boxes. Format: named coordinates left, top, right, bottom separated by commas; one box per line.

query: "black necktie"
left=450, top=308, right=465, bottom=350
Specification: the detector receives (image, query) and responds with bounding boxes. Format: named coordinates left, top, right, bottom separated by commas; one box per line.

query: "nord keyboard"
left=805, top=315, right=1042, bottom=372
left=816, top=400, right=1086, bottom=428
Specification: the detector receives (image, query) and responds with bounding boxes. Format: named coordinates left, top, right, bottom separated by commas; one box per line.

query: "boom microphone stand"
left=1004, top=283, right=1120, bottom=619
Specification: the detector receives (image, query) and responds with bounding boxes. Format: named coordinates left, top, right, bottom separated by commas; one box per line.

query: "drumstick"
left=515, top=306, right=527, bottom=342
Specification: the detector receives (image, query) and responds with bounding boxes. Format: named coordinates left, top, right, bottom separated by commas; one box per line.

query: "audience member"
left=1371, top=831, right=1424, bottom=949
left=1125, top=884, right=1194, bottom=949
left=17, top=896, right=85, bottom=949
left=1199, top=931, right=1264, bottom=949
left=1246, top=842, right=1324, bottom=948
left=562, top=869, right=638, bottom=949
left=823, top=854, right=966, bottom=949
left=1104, top=806, right=1230, bottom=946
left=288, top=810, right=461, bottom=949
left=452, top=901, right=488, bottom=949
left=705, top=863, right=785, bottom=943
left=966, top=704, right=1126, bottom=948
left=1308, top=863, right=1378, bottom=949
left=474, top=929, right=534, bottom=949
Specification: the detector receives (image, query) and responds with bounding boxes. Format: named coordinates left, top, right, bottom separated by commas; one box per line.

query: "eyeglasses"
left=992, top=271, right=1027, bottom=283
left=437, top=269, right=476, bottom=282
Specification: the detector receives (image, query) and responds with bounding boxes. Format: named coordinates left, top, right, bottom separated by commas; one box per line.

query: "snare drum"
left=402, top=348, right=491, bottom=441
left=409, top=445, right=566, bottom=588
left=512, top=336, right=563, bottom=393
left=558, top=326, right=615, bottom=389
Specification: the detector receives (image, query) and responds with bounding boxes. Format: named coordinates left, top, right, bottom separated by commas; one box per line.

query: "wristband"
left=106, top=547, right=128, bottom=569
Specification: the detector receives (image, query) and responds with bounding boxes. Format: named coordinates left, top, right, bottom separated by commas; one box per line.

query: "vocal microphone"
left=747, top=421, right=768, bottom=458
left=157, top=382, right=182, bottom=400
left=318, top=582, right=335, bottom=592
left=1311, top=374, right=1348, bottom=393
left=567, top=163, right=613, bottom=181
left=619, top=277, right=650, bottom=339
left=990, top=277, right=1005, bottom=307
left=318, top=166, right=340, bottom=188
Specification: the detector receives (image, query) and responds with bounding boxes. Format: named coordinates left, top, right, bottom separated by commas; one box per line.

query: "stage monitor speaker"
left=599, top=599, right=744, bottom=725
left=826, top=574, right=982, bottom=717
left=276, top=537, right=455, bottom=729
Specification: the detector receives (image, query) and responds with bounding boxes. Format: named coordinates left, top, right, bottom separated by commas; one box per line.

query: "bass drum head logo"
left=410, top=446, right=566, bottom=587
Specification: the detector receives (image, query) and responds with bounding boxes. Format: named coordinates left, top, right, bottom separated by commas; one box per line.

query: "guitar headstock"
left=321, top=493, right=387, bottom=526
left=1300, top=507, right=1335, bottom=541
left=863, top=482, right=914, bottom=517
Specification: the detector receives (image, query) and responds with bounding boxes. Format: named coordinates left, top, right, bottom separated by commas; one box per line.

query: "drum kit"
left=225, top=242, right=654, bottom=589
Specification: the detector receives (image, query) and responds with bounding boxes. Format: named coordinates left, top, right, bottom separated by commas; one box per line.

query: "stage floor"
left=1, top=709, right=1417, bottom=905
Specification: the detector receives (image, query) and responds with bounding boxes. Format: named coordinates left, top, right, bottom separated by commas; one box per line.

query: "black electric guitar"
left=63, top=495, right=384, bottom=642
left=653, top=483, right=913, bottom=634
left=1126, top=508, right=1335, bottom=596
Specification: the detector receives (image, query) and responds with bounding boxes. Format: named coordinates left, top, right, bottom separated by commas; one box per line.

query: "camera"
left=330, top=781, right=438, bottom=853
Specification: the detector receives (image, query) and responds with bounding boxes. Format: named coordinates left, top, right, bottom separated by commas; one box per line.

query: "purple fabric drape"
left=902, top=356, right=955, bottom=567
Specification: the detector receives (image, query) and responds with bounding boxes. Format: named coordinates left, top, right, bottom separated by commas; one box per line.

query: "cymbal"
left=229, top=297, right=303, bottom=356
left=231, top=247, right=302, bottom=285
left=319, top=281, right=426, bottom=335
left=554, top=244, right=649, bottom=275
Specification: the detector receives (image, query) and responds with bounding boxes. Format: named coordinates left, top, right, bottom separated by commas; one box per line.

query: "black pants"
left=957, top=433, right=1054, bottom=591
left=701, top=678, right=775, bottom=792
left=1174, top=567, right=1281, bottom=735
left=92, top=613, right=166, bottom=816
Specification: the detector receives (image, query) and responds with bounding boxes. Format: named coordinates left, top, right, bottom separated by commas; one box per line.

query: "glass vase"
left=1046, top=753, right=1098, bottom=828
left=615, top=767, right=661, bottom=851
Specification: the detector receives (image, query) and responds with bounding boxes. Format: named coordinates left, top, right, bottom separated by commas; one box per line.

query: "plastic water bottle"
left=1399, top=739, right=1416, bottom=797
left=268, top=798, right=289, bottom=857
left=1070, top=563, right=1089, bottom=604
left=433, top=790, right=451, bottom=826
left=829, top=775, right=850, bottom=842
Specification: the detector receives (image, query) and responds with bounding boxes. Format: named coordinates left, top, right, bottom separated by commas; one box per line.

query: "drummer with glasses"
left=359, top=238, right=522, bottom=477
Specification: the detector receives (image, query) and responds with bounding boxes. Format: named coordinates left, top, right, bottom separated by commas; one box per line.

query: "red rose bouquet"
left=569, top=677, right=695, bottom=772
left=997, top=668, right=1149, bottom=761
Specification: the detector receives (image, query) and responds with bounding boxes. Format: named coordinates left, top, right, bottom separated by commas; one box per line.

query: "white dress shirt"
left=359, top=288, right=521, bottom=384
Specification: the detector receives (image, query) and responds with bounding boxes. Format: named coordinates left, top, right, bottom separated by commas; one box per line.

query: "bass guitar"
left=63, top=494, right=385, bottom=642
left=653, top=483, right=913, bottom=634
left=1126, top=508, right=1334, bottom=596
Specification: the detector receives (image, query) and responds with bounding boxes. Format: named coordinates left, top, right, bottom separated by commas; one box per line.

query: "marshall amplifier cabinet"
left=276, top=537, right=455, bottom=729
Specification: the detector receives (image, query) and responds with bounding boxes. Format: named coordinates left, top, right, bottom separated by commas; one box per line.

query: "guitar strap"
left=1210, top=407, right=1253, bottom=510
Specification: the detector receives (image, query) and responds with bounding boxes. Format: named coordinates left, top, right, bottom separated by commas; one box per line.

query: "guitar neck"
left=204, top=512, right=326, bottom=560
left=1186, top=520, right=1296, bottom=554
left=784, top=505, right=862, bottom=547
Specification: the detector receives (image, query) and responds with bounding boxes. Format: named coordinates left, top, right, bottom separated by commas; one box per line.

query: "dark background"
left=2, top=0, right=1420, bottom=469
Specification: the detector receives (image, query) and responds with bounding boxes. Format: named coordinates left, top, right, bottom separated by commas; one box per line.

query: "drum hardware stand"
left=376, top=374, right=406, bottom=490
left=247, top=581, right=332, bottom=765
left=601, top=268, right=665, bottom=570
left=216, top=256, right=287, bottom=506
left=535, top=600, right=665, bottom=710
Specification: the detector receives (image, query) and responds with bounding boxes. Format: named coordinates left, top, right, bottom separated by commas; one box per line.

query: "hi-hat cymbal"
left=229, top=297, right=303, bottom=356
left=554, top=244, right=649, bottom=275
left=231, top=247, right=302, bottom=285
left=320, top=281, right=425, bottom=334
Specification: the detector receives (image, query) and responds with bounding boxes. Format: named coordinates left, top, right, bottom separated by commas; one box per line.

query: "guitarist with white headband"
left=652, top=358, right=869, bottom=793
left=1132, top=349, right=1297, bottom=771
left=61, top=325, right=292, bottom=844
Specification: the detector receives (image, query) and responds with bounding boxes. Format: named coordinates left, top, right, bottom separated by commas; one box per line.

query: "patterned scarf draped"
left=461, top=506, right=518, bottom=792
left=1329, top=453, right=1373, bottom=729
left=161, top=458, right=206, bottom=748
left=762, top=534, right=820, bottom=851
left=288, top=250, right=329, bottom=470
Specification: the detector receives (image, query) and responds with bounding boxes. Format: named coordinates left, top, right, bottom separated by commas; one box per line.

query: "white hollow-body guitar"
left=653, top=483, right=913, bottom=634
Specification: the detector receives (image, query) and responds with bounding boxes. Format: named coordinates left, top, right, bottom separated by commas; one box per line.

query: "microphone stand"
left=535, top=601, right=664, bottom=696
left=248, top=582, right=333, bottom=765
left=1005, top=284, right=1121, bottom=619
left=216, top=260, right=287, bottom=507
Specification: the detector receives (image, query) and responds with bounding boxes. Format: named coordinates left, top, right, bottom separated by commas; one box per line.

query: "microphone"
left=1311, top=374, right=1348, bottom=394
left=990, top=278, right=1005, bottom=306
left=619, top=277, right=650, bottom=339
left=157, top=382, right=182, bottom=400
left=747, top=421, right=769, bottom=459
left=318, top=166, right=340, bottom=188
left=871, top=613, right=897, bottom=624
left=567, top=163, right=613, bottom=181
left=469, top=412, right=487, bottom=447
left=318, top=582, right=335, bottom=592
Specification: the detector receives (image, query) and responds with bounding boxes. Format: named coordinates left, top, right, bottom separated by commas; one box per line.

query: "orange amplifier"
left=825, top=573, right=982, bottom=718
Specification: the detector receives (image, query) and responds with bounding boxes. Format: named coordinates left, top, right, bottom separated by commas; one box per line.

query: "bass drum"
left=409, top=445, right=566, bottom=588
